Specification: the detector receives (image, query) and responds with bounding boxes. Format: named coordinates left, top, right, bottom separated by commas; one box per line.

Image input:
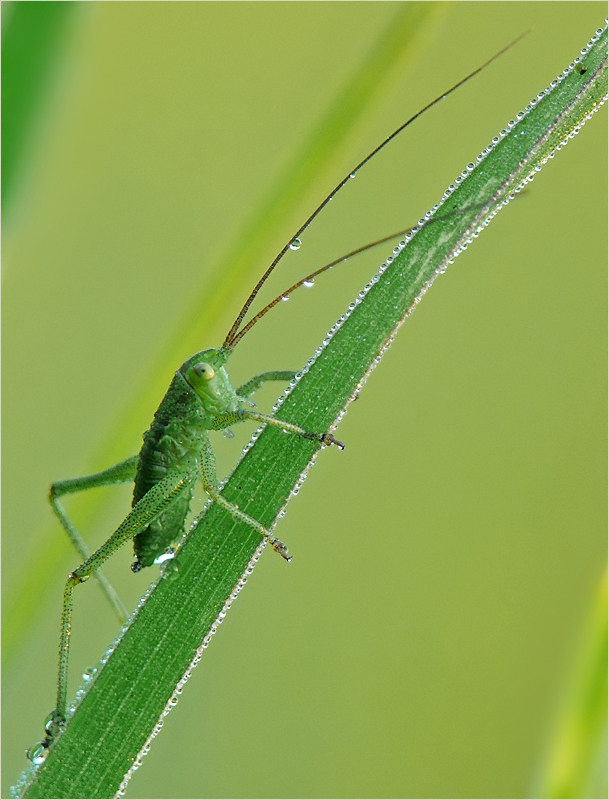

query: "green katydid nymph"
left=27, top=37, right=523, bottom=764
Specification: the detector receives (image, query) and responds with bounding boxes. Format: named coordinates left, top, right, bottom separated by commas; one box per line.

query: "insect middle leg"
left=49, top=456, right=139, bottom=622
left=197, top=435, right=292, bottom=561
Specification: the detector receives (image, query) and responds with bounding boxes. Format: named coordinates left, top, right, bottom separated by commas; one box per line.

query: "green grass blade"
left=16, top=22, right=607, bottom=800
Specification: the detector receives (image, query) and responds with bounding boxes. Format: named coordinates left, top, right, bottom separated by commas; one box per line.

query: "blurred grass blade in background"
left=535, top=569, right=608, bottom=799
left=2, top=1, right=78, bottom=215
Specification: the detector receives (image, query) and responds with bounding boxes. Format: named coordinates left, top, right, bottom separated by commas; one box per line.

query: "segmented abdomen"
left=131, top=376, right=202, bottom=569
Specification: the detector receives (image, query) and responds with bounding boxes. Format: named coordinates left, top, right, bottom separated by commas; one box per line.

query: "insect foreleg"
left=242, top=409, right=345, bottom=450
left=49, top=456, right=139, bottom=623
left=236, top=370, right=297, bottom=399
left=50, top=466, right=195, bottom=743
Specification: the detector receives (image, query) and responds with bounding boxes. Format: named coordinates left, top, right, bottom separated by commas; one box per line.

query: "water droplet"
left=27, top=742, right=48, bottom=765
left=154, top=551, right=175, bottom=565
left=302, top=279, right=315, bottom=288
left=280, top=295, right=289, bottom=302
left=289, top=238, right=301, bottom=251
left=43, top=711, right=62, bottom=737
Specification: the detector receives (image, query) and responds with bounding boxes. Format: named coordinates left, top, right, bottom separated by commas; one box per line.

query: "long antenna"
left=223, top=33, right=527, bottom=350
left=227, top=200, right=496, bottom=349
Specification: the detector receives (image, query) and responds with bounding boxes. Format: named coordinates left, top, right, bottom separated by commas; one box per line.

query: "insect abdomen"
left=131, top=377, right=203, bottom=570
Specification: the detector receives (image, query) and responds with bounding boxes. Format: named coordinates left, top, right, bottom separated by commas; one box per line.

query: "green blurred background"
left=3, top=3, right=606, bottom=798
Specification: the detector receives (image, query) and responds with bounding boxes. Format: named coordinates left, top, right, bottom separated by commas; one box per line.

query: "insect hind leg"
left=49, top=456, right=139, bottom=623
left=41, top=467, right=194, bottom=755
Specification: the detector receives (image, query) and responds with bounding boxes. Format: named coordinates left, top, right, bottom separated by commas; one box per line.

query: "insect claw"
left=321, top=433, right=345, bottom=450
left=275, top=546, right=292, bottom=562
left=267, top=535, right=291, bottom=561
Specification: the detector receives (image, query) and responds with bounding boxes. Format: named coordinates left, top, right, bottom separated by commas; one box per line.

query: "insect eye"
left=193, top=362, right=214, bottom=380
